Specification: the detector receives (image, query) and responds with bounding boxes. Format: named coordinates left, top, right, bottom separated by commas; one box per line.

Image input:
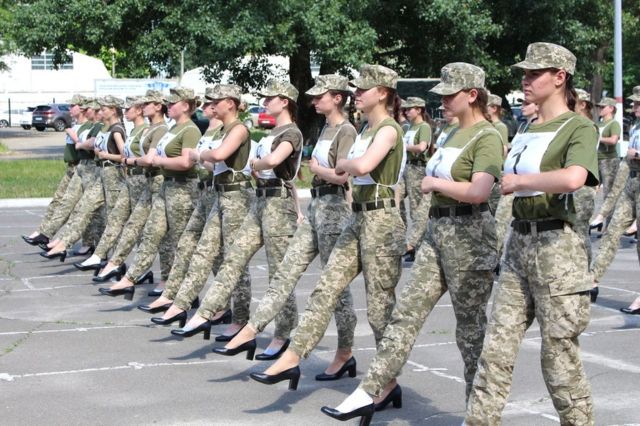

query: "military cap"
left=124, top=96, right=145, bottom=108
left=430, top=62, right=485, bottom=95
left=165, top=86, right=196, bottom=103
left=575, top=89, right=591, bottom=102
left=80, top=97, right=98, bottom=109
left=99, top=95, right=125, bottom=108
left=66, top=94, right=87, bottom=105
left=258, top=79, right=299, bottom=102
left=401, top=96, right=426, bottom=108
left=512, top=42, right=576, bottom=75
left=627, top=86, right=640, bottom=102
left=306, top=74, right=350, bottom=96
left=488, top=93, right=502, bottom=107
left=141, top=90, right=166, bottom=104
left=205, top=84, right=242, bottom=102
left=349, top=64, right=398, bottom=90
left=596, top=97, right=616, bottom=107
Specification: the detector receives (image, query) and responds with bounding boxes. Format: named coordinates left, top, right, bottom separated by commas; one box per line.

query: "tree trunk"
left=289, top=44, right=321, bottom=144
left=591, top=44, right=608, bottom=106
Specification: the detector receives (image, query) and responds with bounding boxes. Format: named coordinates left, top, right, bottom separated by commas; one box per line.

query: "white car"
left=20, top=107, right=35, bottom=130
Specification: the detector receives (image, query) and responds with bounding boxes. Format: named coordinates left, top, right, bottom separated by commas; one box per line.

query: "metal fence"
left=0, top=98, right=61, bottom=128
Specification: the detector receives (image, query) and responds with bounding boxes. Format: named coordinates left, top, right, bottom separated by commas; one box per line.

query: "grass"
left=0, top=159, right=66, bottom=198
left=0, top=142, right=10, bottom=153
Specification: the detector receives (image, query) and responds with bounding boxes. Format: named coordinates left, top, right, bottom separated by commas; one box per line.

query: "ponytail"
left=384, top=88, right=402, bottom=122
left=280, top=96, right=298, bottom=123
left=468, top=88, right=492, bottom=122
left=564, top=74, right=577, bottom=112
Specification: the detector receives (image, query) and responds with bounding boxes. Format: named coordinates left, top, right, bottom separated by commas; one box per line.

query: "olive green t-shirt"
left=215, top=120, right=252, bottom=184
left=161, top=121, right=201, bottom=178
left=435, top=123, right=458, bottom=148
left=597, top=118, right=622, bottom=160
left=126, top=124, right=149, bottom=158
left=352, top=117, right=404, bottom=203
left=142, top=122, right=169, bottom=154
left=75, top=120, right=96, bottom=161
left=406, top=122, right=432, bottom=163
left=104, top=122, right=126, bottom=155
left=512, top=111, right=599, bottom=224
left=493, top=120, right=509, bottom=146
left=311, top=121, right=357, bottom=188
left=431, top=120, right=503, bottom=207
left=255, top=123, right=303, bottom=186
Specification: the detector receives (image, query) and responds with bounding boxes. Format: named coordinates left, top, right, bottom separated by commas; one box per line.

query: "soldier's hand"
left=627, top=148, right=638, bottom=160
left=308, top=157, right=319, bottom=174
left=421, top=176, right=438, bottom=194
left=335, top=159, right=346, bottom=175
left=501, top=173, right=521, bottom=195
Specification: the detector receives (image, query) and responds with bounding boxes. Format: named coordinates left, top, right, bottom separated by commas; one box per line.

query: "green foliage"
left=0, top=159, right=66, bottom=198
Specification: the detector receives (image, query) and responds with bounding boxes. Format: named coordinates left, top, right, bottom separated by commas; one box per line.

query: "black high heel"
left=620, top=306, right=640, bottom=315
left=137, top=302, right=172, bottom=314
left=134, top=271, right=154, bottom=285
left=98, top=286, right=134, bottom=301
left=402, top=248, right=415, bottom=263
left=315, top=356, right=357, bottom=381
left=249, top=366, right=300, bottom=390
left=590, top=287, right=599, bottom=303
left=92, top=263, right=126, bottom=283
left=588, top=222, right=603, bottom=235
left=374, top=384, right=402, bottom=411
left=320, top=403, right=375, bottom=425
left=170, top=319, right=211, bottom=339
left=151, top=311, right=187, bottom=328
left=623, top=230, right=638, bottom=238
left=22, top=233, right=49, bottom=246
left=40, top=250, right=67, bottom=262
left=255, top=339, right=290, bottom=361
left=212, top=338, right=257, bottom=360
left=73, top=258, right=107, bottom=272
left=215, top=327, right=240, bottom=342
left=38, top=242, right=50, bottom=251
left=74, top=246, right=95, bottom=256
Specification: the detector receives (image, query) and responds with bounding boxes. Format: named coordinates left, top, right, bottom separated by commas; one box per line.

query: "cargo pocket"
left=547, top=291, right=590, bottom=339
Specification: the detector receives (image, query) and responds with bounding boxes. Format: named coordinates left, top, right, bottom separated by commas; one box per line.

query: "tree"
left=0, top=0, right=15, bottom=71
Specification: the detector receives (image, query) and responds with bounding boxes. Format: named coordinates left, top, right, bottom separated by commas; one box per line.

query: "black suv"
left=32, top=104, right=72, bottom=132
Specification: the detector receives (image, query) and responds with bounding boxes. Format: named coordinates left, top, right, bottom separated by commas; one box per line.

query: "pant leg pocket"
left=548, top=291, right=590, bottom=339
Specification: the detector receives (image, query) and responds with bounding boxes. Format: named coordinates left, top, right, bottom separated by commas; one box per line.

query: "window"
left=31, top=53, right=73, bottom=70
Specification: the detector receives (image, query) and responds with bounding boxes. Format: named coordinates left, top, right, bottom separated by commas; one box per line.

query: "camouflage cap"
left=141, top=90, right=166, bottom=104
left=166, top=86, right=196, bottom=103
left=306, top=74, right=350, bottom=96
left=205, top=84, right=242, bottom=101
left=627, top=86, right=640, bottom=102
left=596, top=97, right=616, bottom=107
left=66, top=94, right=87, bottom=105
left=349, top=64, right=398, bottom=90
left=430, top=62, right=485, bottom=95
left=98, top=95, right=125, bottom=108
left=258, top=79, right=299, bottom=102
left=402, top=96, right=426, bottom=108
left=487, top=93, right=502, bottom=107
left=512, top=42, right=576, bottom=75
left=124, top=96, right=145, bottom=108
left=80, top=97, right=99, bottom=109
left=575, top=88, right=591, bottom=102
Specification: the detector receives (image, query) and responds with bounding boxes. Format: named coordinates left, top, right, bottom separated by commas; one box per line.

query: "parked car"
left=258, top=110, right=276, bottom=129
left=0, top=109, right=25, bottom=128
left=20, top=107, right=35, bottom=130
left=0, top=111, right=10, bottom=128
left=244, top=105, right=262, bottom=128
left=31, top=104, right=72, bottom=132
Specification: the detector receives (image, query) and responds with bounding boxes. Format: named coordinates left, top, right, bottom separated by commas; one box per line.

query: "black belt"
left=126, top=167, right=146, bottom=176
left=145, top=169, right=161, bottom=178
left=215, top=181, right=253, bottom=192
left=198, top=179, right=214, bottom=190
left=352, top=199, right=396, bottom=212
left=256, top=187, right=290, bottom=198
left=79, top=159, right=94, bottom=165
left=409, top=159, right=426, bottom=166
left=310, top=185, right=344, bottom=198
left=630, top=170, right=640, bottom=178
left=164, top=176, right=192, bottom=183
left=511, top=219, right=566, bottom=235
left=429, top=203, right=489, bottom=218
left=95, top=161, right=118, bottom=168
left=66, top=161, right=79, bottom=166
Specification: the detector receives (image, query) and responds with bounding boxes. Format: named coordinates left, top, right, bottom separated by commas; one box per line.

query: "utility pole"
left=614, top=0, right=623, bottom=135
left=109, top=47, right=117, bottom=78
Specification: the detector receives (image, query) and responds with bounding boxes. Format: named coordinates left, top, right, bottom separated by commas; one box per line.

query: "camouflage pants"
left=466, top=226, right=593, bottom=426
left=404, top=164, right=426, bottom=222
left=110, top=175, right=163, bottom=265
left=249, top=192, right=357, bottom=349
left=599, top=157, right=620, bottom=200
left=488, top=184, right=501, bottom=216
left=395, top=178, right=408, bottom=227
left=59, top=165, right=124, bottom=247
left=124, top=179, right=198, bottom=282
left=360, top=209, right=497, bottom=398
left=172, top=187, right=253, bottom=323
left=406, top=193, right=432, bottom=249
left=494, top=194, right=514, bottom=256
left=597, top=159, right=629, bottom=220
left=93, top=173, right=147, bottom=259
left=38, top=163, right=78, bottom=238
left=591, top=175, right=640, bottom=282
left=77, top=163, right=106, bottom=247
left=289, top=201, right=405, bottom=358
left=573, top=186, right=596, bottom=264
left=196, top=191, right=298, bottom=339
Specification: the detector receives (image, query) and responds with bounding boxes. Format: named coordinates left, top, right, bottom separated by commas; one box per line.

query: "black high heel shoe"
left=73, top=258, right=107, bottom=272
left=620, top=306, right=640, bottom=315
left=134, top=271, right=154, bottom=285
left=170, top=319, right=211, bottom=339
left=590, top=287, right=599, bottom=303
left=74, top=246, right=95, bottom=257
left=623, top=230, right=638, bottom=238
left=40, top=250, right=67, bottom=262
left=212, top=339, right=257, bottom=360
left=320, top=403, right=375, bottom=426
left=23, top=233, right=49, bottom=246
left=249, top=366, right=300, bottom=390
left=588, top=222, right=603, bottom=235
left=402, top=248, right=415, bottom=263
left=151, top=311, right=187, bottom=328
left=137, top=302, right=172, bottom=314
left=92, top=263, right=126, bottom=283
left=315, top=356, right=357, bottom=381
left=98, top=286, right=134, bottom=301
left=374, top=384, right=402, bottom=411
left=38, top=242, right=50, bottom=251
left=255, top=339, right=290, bottom=361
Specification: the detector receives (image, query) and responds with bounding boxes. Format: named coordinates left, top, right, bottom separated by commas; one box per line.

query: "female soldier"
left=142, top=84, right=253, bottom=332
left=213, top=74, right=359, bottom=378
left=248, top=64, right=405, bottom=391
left=78, top=91, right=168, bottom=280
left=168, top=79, right=303, bottom=357
left=322, top=63, right=502, bottom=425
left=596, top=97, right=622, bottom=207
left=488, top=93, right=509, bottom=155
left=42, top=96, right=127, bottom=261
left=466, top=42, right=597, bottom=425
left=99, top=87, right=200, bottom=299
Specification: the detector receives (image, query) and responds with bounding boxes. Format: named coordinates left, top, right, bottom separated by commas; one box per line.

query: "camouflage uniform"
left=573, top=186, right=596, bottom=263
left=597, top=159, right=629, bottom=219
left=494, top=193, right=514, bottom=256
left=466, top=43, right=596, bottom=426
left=597, top=98, right=622, bottom=200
